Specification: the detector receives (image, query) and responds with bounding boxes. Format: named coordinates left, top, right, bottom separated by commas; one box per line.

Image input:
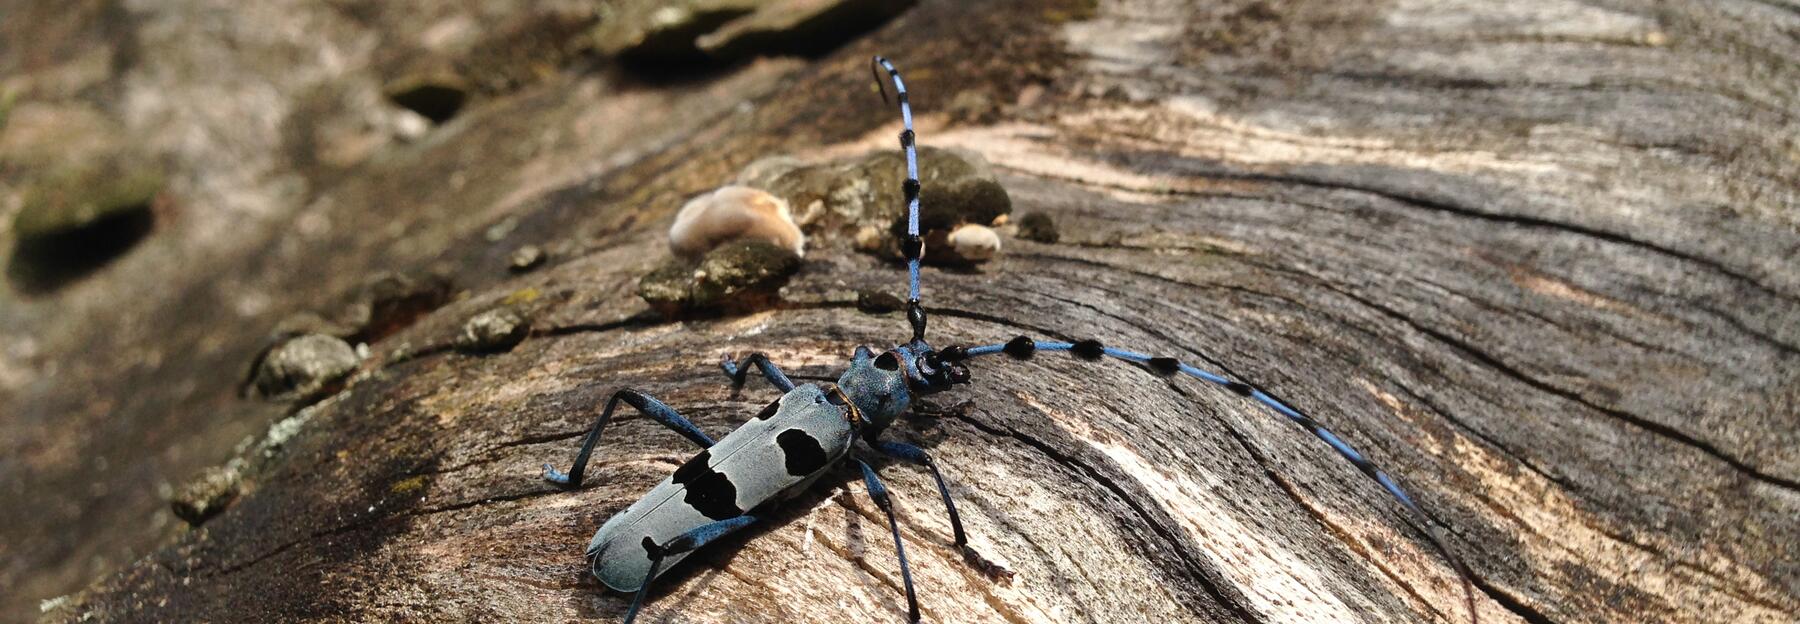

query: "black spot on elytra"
left=1003, top=336, right=1035, bottom=359
left=874, top=352, right=901, bottom=371
left=672, top=450, right=742, bottom=520
left=1071, top=339, right=1104, bottom=361
left=1147, top=357, right=1180, bottom=376
left=672, top=449, right=711, bottom=482
left=777, top=429, right=829, bottom=477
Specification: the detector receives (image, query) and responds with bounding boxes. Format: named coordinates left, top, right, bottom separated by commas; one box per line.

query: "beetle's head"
left=837, top=341, right=967, bottom=432
left=894, top=339, right=970, bottom=393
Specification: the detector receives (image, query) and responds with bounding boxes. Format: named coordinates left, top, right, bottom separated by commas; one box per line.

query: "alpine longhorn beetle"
left=541, top=56, right=1477, bottom=624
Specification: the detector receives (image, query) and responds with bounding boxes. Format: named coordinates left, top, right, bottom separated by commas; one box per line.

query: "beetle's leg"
left=872, top=441, right=966, bottom=547
left=623, top=515, right=760, bottom=624
left=719, top=352, right=796, bottom=394
left=543, top=389, right=715, bottom=488
left=872, top=441, right=1013, bottom=582
left=856, top=459, right=922, bottom=624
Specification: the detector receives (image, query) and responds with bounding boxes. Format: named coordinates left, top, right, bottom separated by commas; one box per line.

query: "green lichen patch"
left=389, top=475, right=428, bottom=495
left=638, top=239, right=801, bottom=316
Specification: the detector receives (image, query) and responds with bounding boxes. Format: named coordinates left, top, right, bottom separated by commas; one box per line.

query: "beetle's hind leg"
left=719, top=351, right=795, bottom=394
left=855, top=459, right=923, bottom=624
left=542, top=389, right=715, bottom=489
left=623, top=515, right=760, bottom=624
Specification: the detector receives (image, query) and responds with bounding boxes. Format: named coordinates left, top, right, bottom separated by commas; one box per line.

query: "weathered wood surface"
left=4, top=0, right=1797, bottom=623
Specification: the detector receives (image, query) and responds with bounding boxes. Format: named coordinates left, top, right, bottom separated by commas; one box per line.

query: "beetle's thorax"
left=836, top=346, right=913, bottom=436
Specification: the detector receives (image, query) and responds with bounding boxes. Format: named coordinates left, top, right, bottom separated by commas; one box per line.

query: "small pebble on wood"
left=251, top=334, right=360, bottom=400
left=509, top=245, right=546, bottom=272
left=169, top=464, right=242, bottom=526
left=455, top=307, right=530, bottom=353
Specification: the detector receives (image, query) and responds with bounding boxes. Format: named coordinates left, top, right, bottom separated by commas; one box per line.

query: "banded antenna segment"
left=871, top=56, right=929, bottom=343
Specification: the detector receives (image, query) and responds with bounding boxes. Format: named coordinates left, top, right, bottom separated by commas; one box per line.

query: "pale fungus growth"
left=669, top=185, right=806, bottom=258
left=947, top=223, right=1001, bottom=262
left=853, top=225, right=886, bottom=252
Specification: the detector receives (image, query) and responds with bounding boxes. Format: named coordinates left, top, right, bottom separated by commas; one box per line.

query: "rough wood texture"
left=6, top=0, right=1797, bottom=623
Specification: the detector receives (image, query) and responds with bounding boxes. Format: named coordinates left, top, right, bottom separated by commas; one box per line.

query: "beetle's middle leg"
left=719, top=352, right=795, bottom=394
left=543, top=389, right=715, bottom=489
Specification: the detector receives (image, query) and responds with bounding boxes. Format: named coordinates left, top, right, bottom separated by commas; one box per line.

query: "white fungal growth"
left=947, top=223, right=1001, bottom=261
left=669, top=185, right=805, bottom=258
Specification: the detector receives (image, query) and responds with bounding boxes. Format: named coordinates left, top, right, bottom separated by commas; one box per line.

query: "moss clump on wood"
left=1016, top=212, right=1059, bottom=243
left=638, top=239, right=801, bottom=316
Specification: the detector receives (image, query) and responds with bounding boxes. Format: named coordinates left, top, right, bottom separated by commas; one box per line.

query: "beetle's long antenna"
left=944, top=337, right=1480, bottom=624
left=871, top=55, right=928, bottom=343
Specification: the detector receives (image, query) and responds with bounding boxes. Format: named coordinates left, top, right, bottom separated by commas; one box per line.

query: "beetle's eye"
left=874, top=352, right=901, bottom=371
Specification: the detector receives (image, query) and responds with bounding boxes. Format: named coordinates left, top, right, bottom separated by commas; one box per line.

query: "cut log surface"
left=4, top=1, right=1796, bottom=624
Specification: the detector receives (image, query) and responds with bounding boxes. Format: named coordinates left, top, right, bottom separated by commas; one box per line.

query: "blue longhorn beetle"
left=542, top=56, right=1477, bottom=624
